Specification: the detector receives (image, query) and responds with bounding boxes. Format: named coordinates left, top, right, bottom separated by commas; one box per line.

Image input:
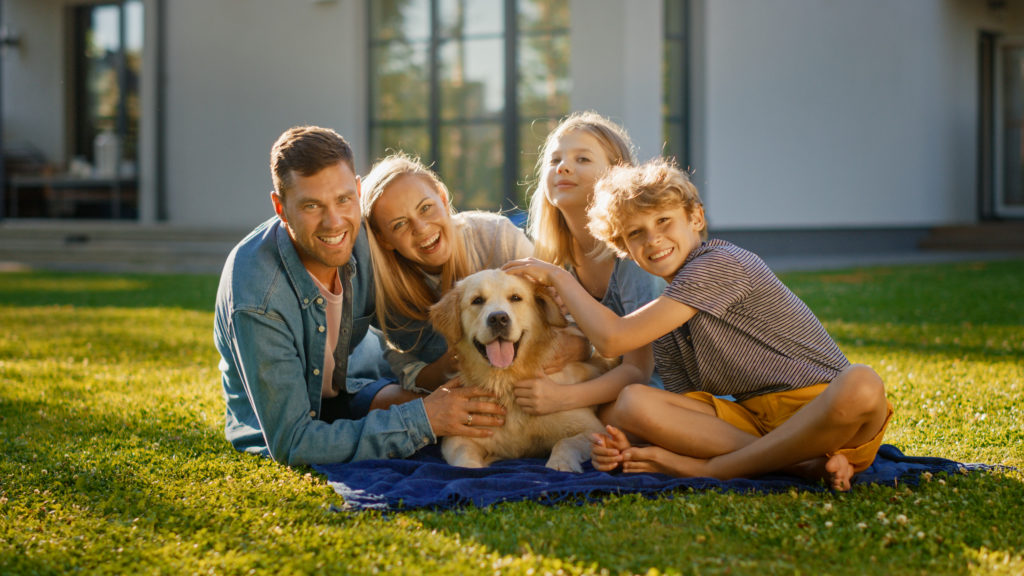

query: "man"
left=214, top=126, right=505, bottom=465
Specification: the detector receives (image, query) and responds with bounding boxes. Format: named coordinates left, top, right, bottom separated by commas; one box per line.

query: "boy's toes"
left=825, top=454, right=854, bottom=491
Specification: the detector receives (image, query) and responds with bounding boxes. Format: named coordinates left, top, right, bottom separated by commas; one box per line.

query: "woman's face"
left=543, top=129, right=613, bottom=211
left=371, top=174, right=454, bottom=274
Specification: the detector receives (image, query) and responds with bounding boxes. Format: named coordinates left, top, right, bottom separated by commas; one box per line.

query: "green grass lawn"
left=1, top=260, right=1022, bottom=575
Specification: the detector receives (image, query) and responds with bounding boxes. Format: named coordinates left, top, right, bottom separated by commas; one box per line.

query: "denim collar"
left=273, top=218, right=358, bottom=310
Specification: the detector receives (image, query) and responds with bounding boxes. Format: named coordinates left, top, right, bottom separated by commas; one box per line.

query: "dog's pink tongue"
left=485, top=340, right=515, bottom=368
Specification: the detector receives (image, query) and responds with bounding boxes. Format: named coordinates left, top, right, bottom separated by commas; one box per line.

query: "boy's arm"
left=503, top=258, right=699, bottom=357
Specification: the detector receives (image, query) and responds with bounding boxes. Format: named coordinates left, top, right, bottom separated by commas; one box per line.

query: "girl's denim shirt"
left=214, top=217, right=435, bottom=465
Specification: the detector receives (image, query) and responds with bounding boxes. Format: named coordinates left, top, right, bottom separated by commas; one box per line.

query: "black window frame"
left=663, top=0, right=689, bottom=170
left=368, top=0, right=569, bottom=213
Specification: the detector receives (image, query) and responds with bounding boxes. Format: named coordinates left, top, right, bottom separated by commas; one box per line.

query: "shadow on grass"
left=0, top=271, right=220, bottom=312
left=1, top=393, right=283, bottom=553
left=407, top=469, right=1024, bottom=575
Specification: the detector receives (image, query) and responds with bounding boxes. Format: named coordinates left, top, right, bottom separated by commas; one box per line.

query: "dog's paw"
left=450, top=457, right=486, bottom=468
left=545, top=454, right=584, bottom=473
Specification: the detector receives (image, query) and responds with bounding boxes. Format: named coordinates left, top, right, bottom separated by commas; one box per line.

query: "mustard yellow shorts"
left=684, top=383, right=894, bottom=474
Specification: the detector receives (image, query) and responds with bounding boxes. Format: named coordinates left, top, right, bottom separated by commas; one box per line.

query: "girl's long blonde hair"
left=527, top=111, right=637, bottom=267
left=360, top=154, right=471, bottom=341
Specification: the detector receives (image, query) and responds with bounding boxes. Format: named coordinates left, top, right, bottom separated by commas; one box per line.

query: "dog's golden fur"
left=429, top=269, right=612, bottom=471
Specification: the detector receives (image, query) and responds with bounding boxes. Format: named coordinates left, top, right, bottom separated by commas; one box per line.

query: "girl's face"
left=620, top=205, right=706, bottom=283
left=544, top=129, right=613, bottom=211
left=371, top=174, right=454, bottom=274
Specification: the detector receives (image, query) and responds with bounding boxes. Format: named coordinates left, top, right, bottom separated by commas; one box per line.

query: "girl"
left=515, top=111, right=664, bottom=416
left=360, top=153, right=536, bottom=393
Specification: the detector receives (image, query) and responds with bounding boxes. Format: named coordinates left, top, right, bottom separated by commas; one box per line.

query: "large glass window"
left=369, top=0, right=569, bottom=212
left=663, top=0, right=688, bottom=169
left=72, top=1, right=143, bottom=180
left=65, top=0, right=143, bottom=219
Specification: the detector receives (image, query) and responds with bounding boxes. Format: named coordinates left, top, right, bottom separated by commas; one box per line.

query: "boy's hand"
left=590, top=425, right=632, bottom=471
left=502, top=257, right=568, bottom=287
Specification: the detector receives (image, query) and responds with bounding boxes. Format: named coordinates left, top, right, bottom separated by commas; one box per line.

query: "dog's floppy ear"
left=429, top=283, right=464, bottom=344
left=534, top=285, right=568, bottom=328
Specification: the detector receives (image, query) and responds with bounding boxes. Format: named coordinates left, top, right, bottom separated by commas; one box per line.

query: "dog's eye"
left=471, top=296, right=484, bottom=305
left=509, top=294, right=523, bottom=302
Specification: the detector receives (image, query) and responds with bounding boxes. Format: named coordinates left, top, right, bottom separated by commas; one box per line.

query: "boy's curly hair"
left=587, top=158, right=706, bottom=258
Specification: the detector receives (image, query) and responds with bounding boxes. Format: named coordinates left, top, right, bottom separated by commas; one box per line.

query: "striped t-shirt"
left=653, top=239, right=849, bottom=401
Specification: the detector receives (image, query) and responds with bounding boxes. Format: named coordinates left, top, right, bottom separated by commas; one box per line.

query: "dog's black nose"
left=487, top=311, right=510, bottom=330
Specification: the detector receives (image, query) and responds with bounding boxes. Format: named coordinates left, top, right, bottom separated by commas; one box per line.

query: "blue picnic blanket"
left=313, top=444, right=995, bottom=511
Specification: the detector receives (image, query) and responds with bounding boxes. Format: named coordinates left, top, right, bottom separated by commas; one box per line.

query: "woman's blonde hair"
left=588, top=157, right=707, bottom=259
left=360, top=153, right=471, bottom=340
left=527, top=111, right=637, bottom=267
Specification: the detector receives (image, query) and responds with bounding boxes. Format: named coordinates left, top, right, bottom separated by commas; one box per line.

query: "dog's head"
left=430, top=269, right=566, bottom=371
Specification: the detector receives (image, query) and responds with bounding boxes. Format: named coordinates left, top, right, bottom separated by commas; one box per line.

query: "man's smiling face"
left=272, top=161, right=362, bottom=285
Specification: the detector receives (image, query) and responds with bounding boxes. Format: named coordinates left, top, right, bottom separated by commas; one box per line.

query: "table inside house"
left=8, top=173, right=138, bottom=219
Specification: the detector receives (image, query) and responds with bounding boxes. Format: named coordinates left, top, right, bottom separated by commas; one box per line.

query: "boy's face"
left=620, top=205, right=706, bottom=283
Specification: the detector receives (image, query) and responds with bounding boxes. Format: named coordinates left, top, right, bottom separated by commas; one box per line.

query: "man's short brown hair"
left=270, top=126, right=355, bottom=198
left=588, top=158, right=707, bottom=258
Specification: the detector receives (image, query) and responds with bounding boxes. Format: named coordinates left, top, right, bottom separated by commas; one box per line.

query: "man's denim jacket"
left=214, top=217, right=435, bottom=465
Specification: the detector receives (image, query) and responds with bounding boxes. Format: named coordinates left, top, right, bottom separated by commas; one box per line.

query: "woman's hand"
left=422, top=377, right=506, bottom=438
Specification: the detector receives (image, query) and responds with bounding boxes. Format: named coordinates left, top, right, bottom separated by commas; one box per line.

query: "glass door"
left=996, top=37, right=1024, bottom=218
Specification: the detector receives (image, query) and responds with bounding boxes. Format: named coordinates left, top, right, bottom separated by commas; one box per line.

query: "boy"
left=503, top=158, right=892, bottom=490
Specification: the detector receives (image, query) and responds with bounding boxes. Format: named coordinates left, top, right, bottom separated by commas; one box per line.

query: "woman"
left=360, top=153, right=535, bottom=392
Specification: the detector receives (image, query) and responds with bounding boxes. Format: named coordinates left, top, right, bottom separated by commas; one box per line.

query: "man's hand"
left=422, top=377, right=506, bottom=438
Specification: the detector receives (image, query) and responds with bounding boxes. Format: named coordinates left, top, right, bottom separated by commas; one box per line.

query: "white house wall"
left=693, top=0, right=1022, bottom=230
left=571, top=0, right=663, bottom=163
left=162, top=0, right=367, bottom=229
left=3, top=0, right=65, bottom=170
left=5, top=0, right=1024, bottom=230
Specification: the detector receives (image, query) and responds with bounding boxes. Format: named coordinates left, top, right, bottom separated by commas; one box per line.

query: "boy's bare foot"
left=825, top=453, right=854, bottom=491
left=621, top=445, right=710, bottom=477
left=784, top=454, right=855, bottom=491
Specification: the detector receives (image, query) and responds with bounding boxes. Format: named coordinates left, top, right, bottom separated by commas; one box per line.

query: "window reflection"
left=439, top=38, right=504, bottom=119
left=372, top=0, right=431, bottom=42
left=439, top=0, right=502, bottom=37
left=518, top=0, right=568, bottom=33
left=368, top=0, right=569, bottom=211
left=372, top=43, right=431, bottom=121
left=518, top=34, right=569, bottom=118
left=371, top=126, right=430, bottom=159
left=1002, top=46, right=1024, bottom=205
left=441, top=124, right=503, bottom=210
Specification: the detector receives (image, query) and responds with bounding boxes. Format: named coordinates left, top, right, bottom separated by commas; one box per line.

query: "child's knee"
left=831, top=365, right=887, bottom=417
left=606, top=384, right=652, bottom=427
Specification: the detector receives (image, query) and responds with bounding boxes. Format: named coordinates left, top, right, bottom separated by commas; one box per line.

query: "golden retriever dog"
left=429, top=269, right=613, bottom=472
